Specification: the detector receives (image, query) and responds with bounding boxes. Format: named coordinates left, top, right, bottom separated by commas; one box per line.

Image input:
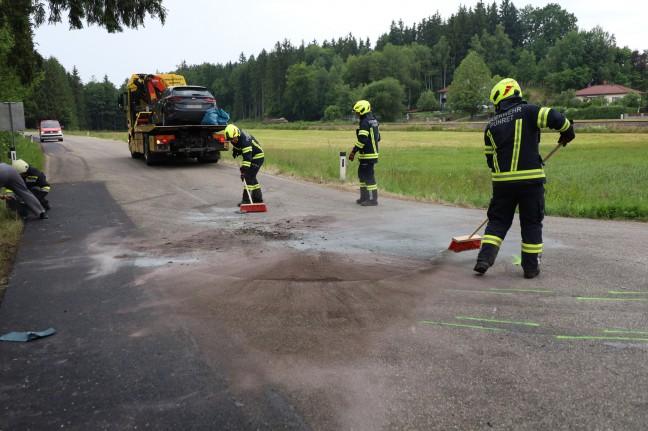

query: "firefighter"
left=0, top=162, right=48, bottom=220
left=12, top=159, right=51, bottom=210
left=474, top=78, right=574, bottom=279
left=349, top=100, right=380, bottom=206
left=224, top=124, right=265, bottom=205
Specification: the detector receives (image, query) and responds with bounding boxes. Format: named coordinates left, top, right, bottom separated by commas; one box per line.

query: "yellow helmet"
left=490, top=78, right=522, bottom=106
left=353, top=100, right=371, bottom=115
left=12, top=159, right=29, bottom=174
left=224, top=124, right=240, bottom=140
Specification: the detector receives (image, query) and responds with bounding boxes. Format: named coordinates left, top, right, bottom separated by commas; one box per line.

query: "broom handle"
left=543, top=142, right=563, bottom=164
left=242, top=178, right=254, bottom=203
left=470, top=143, right=563, bottom=237
left=468, top=218, right=489, bottom=239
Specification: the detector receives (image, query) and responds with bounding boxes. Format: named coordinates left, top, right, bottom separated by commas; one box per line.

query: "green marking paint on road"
left=455, top=316, right=540, bottom=327
left=603, top=329, right=648, bottom=335
left=420, top=321, right=504, bottom=331
left=607, top=291, right=648, bottom=295
left=447, top=289, right=513, bottom=295
left=575, top=297, right=648, bottom=302
left=555, top=335, right=648, bottom=342
left=489, top=288, right=552, bottom=294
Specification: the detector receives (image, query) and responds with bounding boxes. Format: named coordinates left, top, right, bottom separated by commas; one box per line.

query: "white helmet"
left=12, top=159, right=29, bottom=174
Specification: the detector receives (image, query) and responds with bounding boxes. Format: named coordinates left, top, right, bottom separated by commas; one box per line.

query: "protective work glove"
left=239, top=170, right=246, bottom=181
left=232, top=149, right=241, bottom=158
left=558, top=120, right=575, bottom=147
left=349, top=150, right=356, bottom=161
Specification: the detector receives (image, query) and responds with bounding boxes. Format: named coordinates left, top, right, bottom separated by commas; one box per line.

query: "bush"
left=564, top=106, right=629, bottom=120
left=323, top=105, right=341, bottom=122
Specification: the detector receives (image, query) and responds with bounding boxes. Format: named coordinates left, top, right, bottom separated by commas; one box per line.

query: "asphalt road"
left=1, top=134, right=647, bottom=430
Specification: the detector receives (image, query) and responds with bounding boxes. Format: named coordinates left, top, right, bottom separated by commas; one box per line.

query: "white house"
left=574, top=83, right=643, bottom=103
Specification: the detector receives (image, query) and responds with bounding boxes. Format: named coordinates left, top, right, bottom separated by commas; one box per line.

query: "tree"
left=416, top=90, right=441, bottom=111
left=446, top=51, right=491, bottom=118
left=519, top=3, right=577, bottom=60
left=28, top=57, right=77, bottom=128
left=0, top=23, right=35, bottom=100
left=84, top=76, right=119, bottom=130
left=432, top=36, right=451, bottom=88
left=69, top=67, right=88, bottom=129
left=480, top=25, right=514, bottom=77
left=361, top=77, right=406, bottom=122
left=284, top=62, right=319, bottom=120
left=1, top=0, right=166, bottom=85
left=513, top=49, right=539, bottom=84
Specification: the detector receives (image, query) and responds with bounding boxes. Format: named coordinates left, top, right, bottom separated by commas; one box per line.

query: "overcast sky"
left=32, top=0, right=648, bottom=87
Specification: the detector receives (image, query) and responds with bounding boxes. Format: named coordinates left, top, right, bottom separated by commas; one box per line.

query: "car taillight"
left=203, top=98, right=216, bottom=103
left=213, top=133, right=225, bottom=143
left=156, top=135, right=175, bottom=144
left=168, top=97, right=183, bottom=103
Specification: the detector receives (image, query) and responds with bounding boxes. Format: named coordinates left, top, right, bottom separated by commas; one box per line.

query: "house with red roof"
left=574, top=83, right=643, bottom=103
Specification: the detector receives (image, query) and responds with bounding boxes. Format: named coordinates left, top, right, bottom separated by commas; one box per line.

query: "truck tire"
left=144, top=143, right=158, bottom=166
left=197, top=152, right=220, bottom=164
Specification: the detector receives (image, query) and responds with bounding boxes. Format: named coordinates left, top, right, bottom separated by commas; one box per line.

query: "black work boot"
left=238, top=190, right=250, bottom=207
left=361, top=189, right=378, bottom=206
left=522, top=252, right=541, bottom=279
left=473, top=260, right=490, bottom=274
left=475, top=243, right=500, bottom=275
left=356, top=188, right=369, bottom=204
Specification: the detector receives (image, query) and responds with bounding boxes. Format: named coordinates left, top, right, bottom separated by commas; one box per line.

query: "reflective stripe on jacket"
left=484, top=100, right=571, bottom=184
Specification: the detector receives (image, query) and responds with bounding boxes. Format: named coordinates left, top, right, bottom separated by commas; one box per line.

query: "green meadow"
left=225, top=129, right=648, bottom=221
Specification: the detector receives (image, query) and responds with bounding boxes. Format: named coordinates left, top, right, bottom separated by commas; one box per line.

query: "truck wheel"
left=197, top=152, right=220, bottom=163
left=144, top=144, right=158, bottom=166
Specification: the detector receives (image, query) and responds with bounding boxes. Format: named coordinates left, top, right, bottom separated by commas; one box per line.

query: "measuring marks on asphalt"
left=421, top=317, right=648, bottom=343
left=423, top=289, right=648, bottom=343
left=574, top=291, right=648, bottom=302
left=447, top=287, right=551, bottom=295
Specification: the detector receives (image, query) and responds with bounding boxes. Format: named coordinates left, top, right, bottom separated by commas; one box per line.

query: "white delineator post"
left=339, top=151, right=346, bottom=180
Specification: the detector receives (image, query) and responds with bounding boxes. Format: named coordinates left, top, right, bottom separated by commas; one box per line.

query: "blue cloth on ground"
left=0, top=327, right=56, bottom=342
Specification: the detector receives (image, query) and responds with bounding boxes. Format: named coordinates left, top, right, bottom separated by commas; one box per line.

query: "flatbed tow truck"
left=118, top=73, right=228, bottom=165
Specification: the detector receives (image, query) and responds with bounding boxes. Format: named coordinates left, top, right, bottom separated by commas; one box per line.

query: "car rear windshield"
left=172, top=87, right=213, bottom=97
left=41, top=121, right=61, bottom=128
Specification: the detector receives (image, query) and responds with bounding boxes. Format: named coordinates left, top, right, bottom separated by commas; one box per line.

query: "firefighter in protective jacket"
left=474, top=78, right=574, bottom=279
left=12, top=159, right=51, bottom=210
left=224, top=124, right=265, bottom=205
left=349, top=100, right=380, bottom=206
left=0, top=162, right=48, bottom=220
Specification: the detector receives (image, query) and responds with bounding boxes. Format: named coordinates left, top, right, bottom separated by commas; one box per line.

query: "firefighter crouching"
left=12, top=159, right=51, bottom=210
left=474, top=78, right=575, bottom=279
left=0, top=162, right=48, bottom=220
left=224, top=124, right=265, bottom=205
left=349, top=99, right=380, bottom=206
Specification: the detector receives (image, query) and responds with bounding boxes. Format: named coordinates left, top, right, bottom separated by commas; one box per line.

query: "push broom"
left=448, top=141, right=565, bottom=253
left=239, top=178, right=267, bottom=213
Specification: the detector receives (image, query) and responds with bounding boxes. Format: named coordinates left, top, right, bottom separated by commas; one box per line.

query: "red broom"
left=239, top=178, right=267, bottom=213
left=448, top=218, right=487, bottom=253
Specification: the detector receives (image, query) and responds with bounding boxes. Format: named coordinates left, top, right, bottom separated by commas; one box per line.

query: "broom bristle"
left=448, top=239, right=481, bottom=253
left=239, top=203, right=267, bottom=213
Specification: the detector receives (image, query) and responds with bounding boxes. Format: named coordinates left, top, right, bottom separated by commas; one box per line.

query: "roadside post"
left=339, top=151, right=346, bottom=181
